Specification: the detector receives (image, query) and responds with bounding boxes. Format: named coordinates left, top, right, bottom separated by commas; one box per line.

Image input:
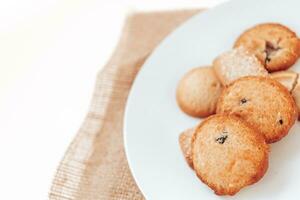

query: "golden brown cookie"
left=291, top=75, right=300, bottom=120
left=270, top=70, right=298, bottom=92
left=179, top=128, right=195, bottom=168
left=235, top=23, right=300, bottom=72
left=192, top=114, right=269, bottom=196
left=213, top=47, right=268, bottom=86
left=176, top=67, right=223, bottom=117
left=217, top=76, right=297, bottom=143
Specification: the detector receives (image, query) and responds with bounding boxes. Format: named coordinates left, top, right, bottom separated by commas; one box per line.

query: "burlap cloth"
left=49, top=10, right=200, bottom=200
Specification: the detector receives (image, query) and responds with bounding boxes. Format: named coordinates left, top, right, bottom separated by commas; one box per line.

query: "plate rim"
left=123, top=0, right=299, bottom=198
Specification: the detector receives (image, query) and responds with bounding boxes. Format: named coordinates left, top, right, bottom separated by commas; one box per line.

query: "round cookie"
left=176, top=67, right=223, bottom=117
left=234, top=23, right=300, bottom=72
left=213, top=47, right=268, bottom=86
left=217, top=76, right=297, bottom=143
left=192, top=114, right=269, bottom=196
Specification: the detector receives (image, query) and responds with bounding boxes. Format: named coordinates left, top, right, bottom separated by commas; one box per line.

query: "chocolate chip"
left=240, top=98, right=247, bottom=104
left=279, top=119, right=283, bottom=125
left=216, top=135, right=228, bottom=144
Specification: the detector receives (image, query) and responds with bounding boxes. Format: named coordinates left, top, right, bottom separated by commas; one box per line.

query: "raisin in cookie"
left=235, top=23, right=300, bottom=72
left=217, top=76, right=297, bottom=143
left=176, top=67, right=223, bottom=117
left=271, top=70, right=298, bottom=92
left=179, top=128, right=195, bottom=168
left=213, top=47, right=268, bottom=86
left=192, top=114, right=269, bottom=196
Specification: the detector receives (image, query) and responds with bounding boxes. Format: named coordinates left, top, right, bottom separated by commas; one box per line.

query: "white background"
left=0, top=0, right=226, bottom=199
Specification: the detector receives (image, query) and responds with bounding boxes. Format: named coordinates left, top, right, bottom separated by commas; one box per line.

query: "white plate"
left=124, top=0, right=300, bottom=199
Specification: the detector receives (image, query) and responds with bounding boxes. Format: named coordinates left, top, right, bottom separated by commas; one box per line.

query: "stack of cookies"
left=176, top=23, right=300, bottom=195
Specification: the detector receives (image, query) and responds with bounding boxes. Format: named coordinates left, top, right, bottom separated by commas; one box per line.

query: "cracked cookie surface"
left=234, top=23, right=300, bottom=72
left=213, top=47, right=268, bottom=86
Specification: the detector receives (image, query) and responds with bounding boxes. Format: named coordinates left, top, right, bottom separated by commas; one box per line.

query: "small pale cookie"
left=176, top=67, right=223, bottom=117
left=179, top=128, right=194, bottom=168
left=235, top=23, right=300, bottom=72
left=213, top=47, right=268, bottom=86
left=292, top=75, right=300, bottom=120
left=192, top=114, right=269, bottom=196
left=217, top=76, right=297, bottom=143
left=270, top=70, right=298, bottom=92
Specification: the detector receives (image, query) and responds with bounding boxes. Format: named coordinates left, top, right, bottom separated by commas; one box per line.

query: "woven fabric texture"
left=49, top=10, right=199, bottom=200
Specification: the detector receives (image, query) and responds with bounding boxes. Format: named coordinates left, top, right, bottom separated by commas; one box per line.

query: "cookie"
left=179, top=128, right=194, bottom=168
left=192, top=114, right=269, bottom=196
left=176, top=67, right=223, bottom=117
left=213, top=47, right=268, bottom=86
left=217, top=76, right=297, bottom=143
left=270, top=70, right=298, bottom=92
left=291, top=75, right=300, bottom=120
left=235, top=23, right=300, bottom=72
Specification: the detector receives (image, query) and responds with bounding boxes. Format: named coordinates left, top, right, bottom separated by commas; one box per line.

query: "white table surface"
left=0, top=0, right=226, bottom=199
